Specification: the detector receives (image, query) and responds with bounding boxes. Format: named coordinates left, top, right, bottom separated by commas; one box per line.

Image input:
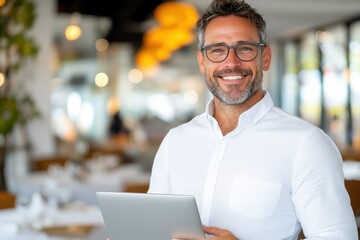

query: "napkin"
left=28, top=192, right=46, bottom=220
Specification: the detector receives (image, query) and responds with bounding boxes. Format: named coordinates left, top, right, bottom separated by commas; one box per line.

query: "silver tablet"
left=96, top=192, right=205, bottom=240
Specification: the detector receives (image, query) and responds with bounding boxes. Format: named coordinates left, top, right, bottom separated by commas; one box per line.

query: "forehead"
left=204, top=15, right=260, bottom=45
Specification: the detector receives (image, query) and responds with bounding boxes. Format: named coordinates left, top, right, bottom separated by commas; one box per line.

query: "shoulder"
left=262, top=106, right=339, bottom=152
left=269, top=107, right=344, bottom=166
left=266, top=106, right=319, bottom=132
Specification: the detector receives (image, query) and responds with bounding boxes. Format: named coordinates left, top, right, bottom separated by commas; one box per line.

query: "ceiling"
left=57, top=0, right=360, bottom=44
left=57, top=0, right=165, bottom=44
left=247, top=0, right=360, bottom=40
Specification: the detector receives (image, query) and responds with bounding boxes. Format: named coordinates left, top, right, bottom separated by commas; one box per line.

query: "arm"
left=291, top=128, right=358, bottom=239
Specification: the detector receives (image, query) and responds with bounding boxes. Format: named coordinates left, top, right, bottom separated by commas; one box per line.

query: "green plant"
left=0, top=0, right=40, bottom=190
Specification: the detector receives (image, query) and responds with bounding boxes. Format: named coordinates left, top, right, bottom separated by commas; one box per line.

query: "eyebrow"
left=205, top=41, right=259, bottom=47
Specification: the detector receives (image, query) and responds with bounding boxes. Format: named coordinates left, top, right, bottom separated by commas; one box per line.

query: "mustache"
left=213, top=66, right=253, bottom=78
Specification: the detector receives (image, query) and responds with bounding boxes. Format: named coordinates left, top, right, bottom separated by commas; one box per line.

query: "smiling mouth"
left=222, top=75, right=244, bottom=81
left=214, top=67, right=252, bottom=81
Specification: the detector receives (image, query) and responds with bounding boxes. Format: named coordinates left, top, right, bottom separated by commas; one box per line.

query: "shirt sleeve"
left=291, top=128, right=358, bottom=239
left=147, top=131, right=171, bottom=194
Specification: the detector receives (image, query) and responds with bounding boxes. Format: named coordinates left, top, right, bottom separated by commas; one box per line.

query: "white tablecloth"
left=0, top=204, right=106, bottom=240
left=12, top=163, right=150, bottom=205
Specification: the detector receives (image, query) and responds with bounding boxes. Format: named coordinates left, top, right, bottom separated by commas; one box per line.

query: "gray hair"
left=195, top=0, right=267, bottom=50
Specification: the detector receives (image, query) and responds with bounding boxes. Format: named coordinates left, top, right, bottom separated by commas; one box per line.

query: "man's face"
left=197, top=15, right=271, bottom=105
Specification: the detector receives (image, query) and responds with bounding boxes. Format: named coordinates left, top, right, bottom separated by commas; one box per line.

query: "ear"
left=197, top=50, right=205, bottom=74
left=262, top=46, right=272, bottom=71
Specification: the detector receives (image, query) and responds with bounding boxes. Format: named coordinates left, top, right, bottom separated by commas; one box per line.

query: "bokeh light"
left=128, top=68, right=144, bottom=83
left=95, top=72, right=109, bottom=87
left=95, top=38, right=109, bottom=52
left=183, top=90, right=199, bottom=105
left=65, top=24, right=82, bottom=41
left=0, top=72, right=5, bottom=87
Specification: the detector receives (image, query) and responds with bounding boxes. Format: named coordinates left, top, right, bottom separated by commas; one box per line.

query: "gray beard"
left=205, top=71, right=262, bottom=105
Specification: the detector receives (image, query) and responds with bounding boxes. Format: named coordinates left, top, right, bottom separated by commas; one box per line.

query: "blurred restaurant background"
left=1, top=0, right=360, bottom=239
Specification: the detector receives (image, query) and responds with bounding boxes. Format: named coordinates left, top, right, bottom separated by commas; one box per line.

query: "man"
left=148, top=0, right=358, bottom=239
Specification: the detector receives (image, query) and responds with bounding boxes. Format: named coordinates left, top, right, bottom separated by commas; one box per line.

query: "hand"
left=203, top=225, right=239, bottom=240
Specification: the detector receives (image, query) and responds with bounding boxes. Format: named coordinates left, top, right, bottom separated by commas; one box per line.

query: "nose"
left=224, top=47, right=241, bottom=65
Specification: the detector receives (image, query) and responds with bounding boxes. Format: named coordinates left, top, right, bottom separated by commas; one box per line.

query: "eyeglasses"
left=200, top=42, right=265, bottom=63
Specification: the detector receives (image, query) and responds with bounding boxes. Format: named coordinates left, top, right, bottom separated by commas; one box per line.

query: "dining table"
left=11, top=162, right=151, bottom=206
left=2, top=157, right=152, bottom=240
left=0, top=202, right=108, bottom=240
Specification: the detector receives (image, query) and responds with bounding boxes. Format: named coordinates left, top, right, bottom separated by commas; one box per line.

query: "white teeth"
left=222, top=75, right=243, bottom=80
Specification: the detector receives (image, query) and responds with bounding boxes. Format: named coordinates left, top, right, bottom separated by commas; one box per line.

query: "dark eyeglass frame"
left=200, top=42, right=266, bottom=63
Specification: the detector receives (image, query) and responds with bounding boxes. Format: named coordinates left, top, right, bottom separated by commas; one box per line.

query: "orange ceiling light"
left=135, top=1, right=198, bottom=72
left=154, top=2, right=182, bottom=28
left=143, top=26, right=165, bottom=47
left=154, top=2, right=198, bottom=29
left=135, top=48, right=159, bottom=71
left=144, top=26, right=193, bottom=52
left=163, top=28, right=193, bottom=50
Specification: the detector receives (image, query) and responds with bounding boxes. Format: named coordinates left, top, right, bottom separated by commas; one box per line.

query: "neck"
left=213, top=90, right=264, bottom=135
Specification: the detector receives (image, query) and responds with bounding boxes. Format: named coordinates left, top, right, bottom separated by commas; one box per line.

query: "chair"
left=345, top=180, right=360, bottom=214
left=344, top=180, right=360, bottom=240
left=123, top=182, right=149, bottom=193
left=0, top=191, right=16, bottom=209
left=31, top=156, right=69, bottom=172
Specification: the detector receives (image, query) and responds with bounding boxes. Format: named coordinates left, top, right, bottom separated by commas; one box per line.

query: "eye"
left=208, top=46, right=227, bottom=55
left=237, top=45, right=255, bottom=53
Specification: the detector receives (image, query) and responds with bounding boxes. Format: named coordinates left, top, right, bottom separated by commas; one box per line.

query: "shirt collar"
left=243, top=91, right=273, bottom=126
left=205, top=100, right=215, bottom=119
left=205, top=91, right=274, bottom=127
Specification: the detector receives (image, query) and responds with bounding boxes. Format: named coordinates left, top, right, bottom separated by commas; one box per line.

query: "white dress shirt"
left=148, top=92, right=358, bottom=240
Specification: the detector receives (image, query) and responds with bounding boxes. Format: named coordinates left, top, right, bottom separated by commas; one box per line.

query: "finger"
left=204, top=226, right=231, bottom=237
